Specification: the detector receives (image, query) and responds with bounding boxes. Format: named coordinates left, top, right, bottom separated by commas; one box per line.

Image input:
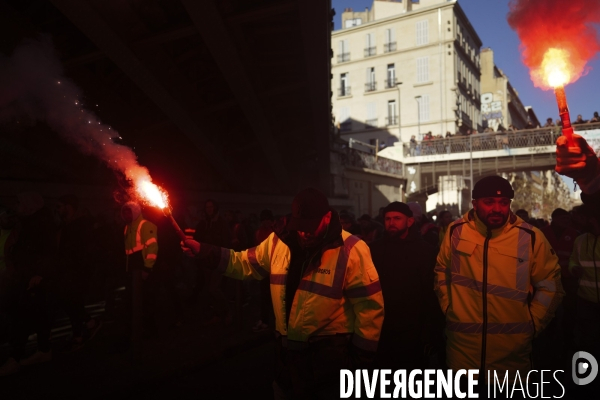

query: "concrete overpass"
left=378, top=123, right=600, bottom=203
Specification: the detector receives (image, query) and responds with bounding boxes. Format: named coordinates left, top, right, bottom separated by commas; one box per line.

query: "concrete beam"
left=181, top=0, right=292, bottom=193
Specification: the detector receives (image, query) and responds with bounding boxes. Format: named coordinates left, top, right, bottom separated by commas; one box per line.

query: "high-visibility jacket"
left=569, top=233, right=600, bottom=303
left=124, top=214, right=158, bottom=270
left=434, top=210, right=563, bottom=380
left=217, top=230, right=384, bottom=352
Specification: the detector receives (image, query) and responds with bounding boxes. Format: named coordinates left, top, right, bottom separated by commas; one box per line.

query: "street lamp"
left=396, top=82, right=403, bottom=140
left=415, top=95, right=422, bottom=139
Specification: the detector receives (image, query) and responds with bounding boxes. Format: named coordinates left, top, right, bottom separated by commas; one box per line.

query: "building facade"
left=480, top=47, right=531, bottom=131
left=332, top=0, right=483, bottom=147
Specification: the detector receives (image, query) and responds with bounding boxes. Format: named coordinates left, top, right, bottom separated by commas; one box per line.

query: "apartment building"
left=332, top=0, right=482, bottom=146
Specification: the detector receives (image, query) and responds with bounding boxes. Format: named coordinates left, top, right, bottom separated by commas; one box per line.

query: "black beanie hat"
left=472, top=176, right=514, bottom=199
left=383, top=201, right=413, bottom=217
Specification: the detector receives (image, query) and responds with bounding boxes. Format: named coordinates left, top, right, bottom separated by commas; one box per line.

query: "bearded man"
left=434, top=175, right=563, bottom=392
left=369, top=202, right=441, bottom=371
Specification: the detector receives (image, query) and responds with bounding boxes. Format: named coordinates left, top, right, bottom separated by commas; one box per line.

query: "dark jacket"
left=369, top=227, right=442, bottom=368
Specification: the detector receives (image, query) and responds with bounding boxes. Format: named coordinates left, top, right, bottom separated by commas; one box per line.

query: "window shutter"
left=367, top=102, right=377, bottom=120
left=416, top=57, right=429, bottom=83
left=340, top=107, right=350, bottom=122
left=416, top=20, right=429, bottom=45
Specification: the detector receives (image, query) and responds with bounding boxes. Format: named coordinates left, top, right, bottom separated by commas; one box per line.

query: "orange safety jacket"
left=435, top=210, right=563, bottom=381
left=124, top=214, right=158, bottom=270
left=216, top=230, right=384, bottom=352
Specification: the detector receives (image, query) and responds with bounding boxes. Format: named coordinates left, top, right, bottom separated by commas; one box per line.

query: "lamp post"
left=415, top=95, right=422, bottom=139
left=396, top=82, right=403, bottom=140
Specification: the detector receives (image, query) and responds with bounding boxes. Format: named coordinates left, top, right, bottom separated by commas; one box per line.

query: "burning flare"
left=136, top=178, right=168, bottom=209
left=541, top=48, right=570, bottom=88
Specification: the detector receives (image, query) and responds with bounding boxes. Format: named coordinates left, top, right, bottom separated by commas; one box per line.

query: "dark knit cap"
left=287, top=187, right=330, bottom=232
left=472, top=176, right=514, bottom=199
left=383, top=201, right=413, bottom=217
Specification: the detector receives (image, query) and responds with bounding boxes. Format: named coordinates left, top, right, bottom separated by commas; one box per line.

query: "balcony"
left=364, top=82, right=377, bottom=92
left=384, top=78, right=397, bottom=89
left=337, top=53, right=350, bottom=63
left=384, top=42, right=397, bottom=53
left=365, top=119, right=378, bottom=129
left=364, top=47, right=376, bottom=57
left=386, top=115, right=398, bottom=126
left=338, top=86, right=351, bottom=97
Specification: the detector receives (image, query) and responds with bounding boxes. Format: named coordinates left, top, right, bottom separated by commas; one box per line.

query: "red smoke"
left=507, top=0, right=600, bottom=89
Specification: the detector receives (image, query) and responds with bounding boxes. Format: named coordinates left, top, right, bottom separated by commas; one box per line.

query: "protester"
left=437, top=210, right=453, bottom=247
left=54, top=194, right=101, bottom=352
left=183, top=187, right=384, bottom=399
left=407, top=202, right=439, bottom=248
left=434, top=176, right=563, bottom=389
left=338, top=211, right=361, bottom=235
left=369, top=202, right=441, bottom=371
left=252, top=209, right=275, bottom=333
left=0, top=192, right=57, bottom=376
left=567, top=204, right=600, bottom=360
left=120, top=201, right=158, bottom=351
left=515, top=208, right=530, bottom=223
left=357, top=213, right=383, bottom=244
left=192, top=199, right=233, bottom=326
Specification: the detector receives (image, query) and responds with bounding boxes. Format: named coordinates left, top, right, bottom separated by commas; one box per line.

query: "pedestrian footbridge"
left=378, top=123, right=600, bottom=199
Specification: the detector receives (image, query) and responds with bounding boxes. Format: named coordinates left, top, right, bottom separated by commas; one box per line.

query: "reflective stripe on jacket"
left=569, top=233, right=600, bottom=303
left=434, top=210, right=563, bottom=379
left=219, top=231, right=384, bottom=351
left=124, top=214, right=158, bottom=269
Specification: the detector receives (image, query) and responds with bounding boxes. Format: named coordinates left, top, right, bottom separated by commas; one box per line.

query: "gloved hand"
left=556, top=134, right=600, bottom=193
left=182, top=239, right=201, bottom=256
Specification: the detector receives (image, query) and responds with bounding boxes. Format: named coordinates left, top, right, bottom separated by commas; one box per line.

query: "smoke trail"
left=507, top=0, right=600, bottom=89
left=0, top=36, right=155, bottom=198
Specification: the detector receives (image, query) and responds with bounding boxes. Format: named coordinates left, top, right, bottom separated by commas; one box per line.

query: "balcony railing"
left=333, top=139, right=404, bottom=176
left=365, top=119, right=378, bottom=129
left=364, top=47, right=376, bottom=57
left=398, top=124, right=600, bottom=157
left=384, top=42, right=397, bottom=53
left=365, top=82, right=377, bottom=92
left=384, top=78, right=397, bottom=89
left=386, top=115, right=398, bottom=126
left=338, top=86, right=351, bottom=97
left=337, top=53, right=350, bottom=63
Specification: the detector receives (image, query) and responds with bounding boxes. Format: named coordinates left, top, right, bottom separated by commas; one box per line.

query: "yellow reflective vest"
left=434, top=210, right=563, bottom=380
left=218, top=230, right=384, bottom=351
left=569, top=233, right=600, bottom=303
left=124, top=214, right=158, bottom=269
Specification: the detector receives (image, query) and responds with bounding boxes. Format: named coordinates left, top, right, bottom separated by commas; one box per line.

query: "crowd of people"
left=0, top=131, right=599, bottom=398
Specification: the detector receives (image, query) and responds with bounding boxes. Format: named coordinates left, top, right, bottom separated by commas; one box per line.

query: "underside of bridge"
left=0, top=0, right=333, bottom=203
left=406, top=152, right=557, bottom=200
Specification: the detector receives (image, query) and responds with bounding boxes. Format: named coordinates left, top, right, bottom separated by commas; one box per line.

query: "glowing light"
left=542, top=48, right=571, bottom=88
left=136, top=179, right=169, bottom=209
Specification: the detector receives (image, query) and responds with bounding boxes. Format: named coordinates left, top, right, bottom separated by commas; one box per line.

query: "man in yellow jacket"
left=184, top=188, right=384, bottom=399
left=434, top=176, right=563, bottom=390
left=122, top=201, right=158, bottom=354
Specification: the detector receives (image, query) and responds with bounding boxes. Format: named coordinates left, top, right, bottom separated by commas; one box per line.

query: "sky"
left=331, top=0, right=600, bottom=125
left=331, top=0, right=600, bottom=195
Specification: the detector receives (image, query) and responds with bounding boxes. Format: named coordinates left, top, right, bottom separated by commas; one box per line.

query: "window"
left=345, top=18, right=362, bottom=28
left=339, top=107, right=351, bottom=131
left=386, top=64, right=396, bottom=88
left=416, top=57, right=429, bottom=83
left=384, top=28, right=396, bottom=52
left=364, top=33, right=376, bottom=57
left=416, top=20, right=429, bottom=46
left=417, top=95, right=430, bottom=122
left=387, top=100, right=397, bottom=125
left=365, top=67, right=376, bottom=92
left=339, top=73, right=350, bottom=96
left=338, top=40, right=350, bottom=63
left=366, top=102, right=377, bottom=128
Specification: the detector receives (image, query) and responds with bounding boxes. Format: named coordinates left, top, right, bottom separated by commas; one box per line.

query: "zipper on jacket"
left=480, top=229, right=492, bottom=391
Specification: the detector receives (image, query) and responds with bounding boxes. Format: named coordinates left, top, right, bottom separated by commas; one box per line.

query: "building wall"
left=332, top=0, right=482, bottom=146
